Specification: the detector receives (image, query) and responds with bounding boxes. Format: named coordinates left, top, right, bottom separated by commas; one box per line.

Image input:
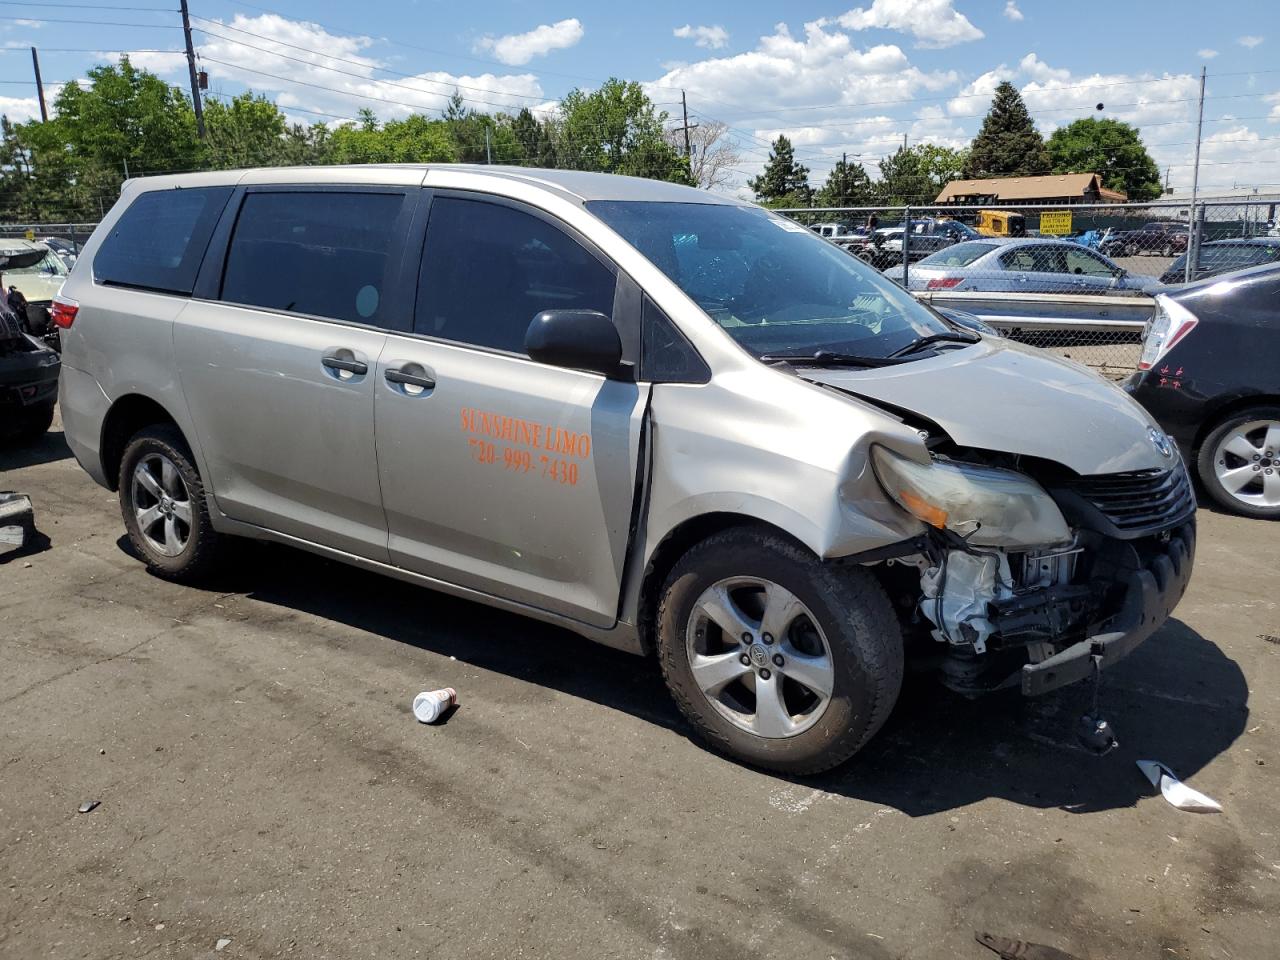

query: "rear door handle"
left=322, top=354, right=368, bottom=375
left=385, top=365, right=436, bottom=390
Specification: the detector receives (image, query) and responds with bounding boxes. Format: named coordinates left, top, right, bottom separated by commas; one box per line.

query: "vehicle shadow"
left=162, top=539, right=1249, bottom=817
left=0, top=429, right=74, bottom=472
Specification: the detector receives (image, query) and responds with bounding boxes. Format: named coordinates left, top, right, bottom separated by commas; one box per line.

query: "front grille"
left=1065, top=467, right=1195, bottom=533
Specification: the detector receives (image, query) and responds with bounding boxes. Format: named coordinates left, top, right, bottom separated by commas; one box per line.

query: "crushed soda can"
left=0, top=492, right=35, bottom=555
left=412, top=687, right=457, bottom=724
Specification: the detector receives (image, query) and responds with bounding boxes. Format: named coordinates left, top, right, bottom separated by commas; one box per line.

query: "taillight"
left=51, top=296, right=79, bottom=329
left=1138, top=294, right=1198, bottom=370
left=926, top=277, right=963, bottom=290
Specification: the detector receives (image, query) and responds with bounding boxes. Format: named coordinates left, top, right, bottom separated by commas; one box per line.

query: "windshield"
left=8, top=252, right=69, bottom=278
left=588, top=200, right=952, bottom=359
left=918, top=241, right=997, bottom=268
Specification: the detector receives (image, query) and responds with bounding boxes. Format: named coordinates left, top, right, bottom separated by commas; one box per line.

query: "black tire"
left=1, top=400, right=54, bottom=446
left=1196, top=406, right=1280, bottom=520
left=655, top=527, right=903, bottom=774
left=1161, top=243, right=1173, bottom=258
left=119, top=424, right=224, bottom=580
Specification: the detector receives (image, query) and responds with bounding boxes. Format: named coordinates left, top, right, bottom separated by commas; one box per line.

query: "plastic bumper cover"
left=1021, top=522, right=1195, bottom=697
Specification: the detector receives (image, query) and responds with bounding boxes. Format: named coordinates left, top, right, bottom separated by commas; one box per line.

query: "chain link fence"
left=778, top=198, right=1280, bottom=378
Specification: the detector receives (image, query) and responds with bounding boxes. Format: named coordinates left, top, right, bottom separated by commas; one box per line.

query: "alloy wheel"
left=131, top=453, right=193, bottom=558
left=685, top=577, right=835, bottom=739
left=1213, top=419, right=1280, bottom=508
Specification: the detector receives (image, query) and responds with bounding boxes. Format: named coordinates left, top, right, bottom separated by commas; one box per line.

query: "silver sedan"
left=887, top=238, right=1157, bottom=294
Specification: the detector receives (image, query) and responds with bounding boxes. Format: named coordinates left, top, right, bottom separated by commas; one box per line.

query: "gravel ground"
left=2, top=414, right=1277, bottom=960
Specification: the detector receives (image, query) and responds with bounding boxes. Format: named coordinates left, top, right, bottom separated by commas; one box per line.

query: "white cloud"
left=0, top=93, right=44, bottom=122
left=1003, top=2, right=1024, bottom=22
left=126, top=14, right=547, bottom=123
left=1238, top=35, right=1264, bottom=48
left=830, top=0, right=984, bottom=49
left=475, top=18, right=583, bottom=66
left=673, top=24, right=730, bottom=50
left=13, top=18, right=42, bottom=28
left=1197, top=48, right=1218, bottom=59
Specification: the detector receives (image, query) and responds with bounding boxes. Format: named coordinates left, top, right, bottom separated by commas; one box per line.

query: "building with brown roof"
left=935, top=173, right=1127, bottom=206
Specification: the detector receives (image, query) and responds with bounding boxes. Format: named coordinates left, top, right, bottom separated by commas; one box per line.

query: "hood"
left=801, top=338, right=1171, bottom=476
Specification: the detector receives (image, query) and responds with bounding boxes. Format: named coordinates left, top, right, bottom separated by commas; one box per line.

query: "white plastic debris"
left=1136, top=760, right=1222, bottom=814
left=412, top=688, right=457, bottom=724
left=215, top=937, right=232, bottom=951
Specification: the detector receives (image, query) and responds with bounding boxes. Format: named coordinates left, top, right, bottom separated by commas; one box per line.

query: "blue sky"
left=3, top=0, right=1279, bottom=194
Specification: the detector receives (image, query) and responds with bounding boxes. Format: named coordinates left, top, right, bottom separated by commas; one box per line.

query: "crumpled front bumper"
left=1021, top=522, right=1195, bottom=697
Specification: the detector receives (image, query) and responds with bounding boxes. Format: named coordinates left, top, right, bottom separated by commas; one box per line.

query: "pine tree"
left=963, top=81, right=1051, bottom=178
left=816, top=157, right=874, bottom=207
left=748, top=135, right=812, bottom=204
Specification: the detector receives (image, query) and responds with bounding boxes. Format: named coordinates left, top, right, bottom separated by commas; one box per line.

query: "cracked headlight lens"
left=871, top=445, right=1071, bottom=548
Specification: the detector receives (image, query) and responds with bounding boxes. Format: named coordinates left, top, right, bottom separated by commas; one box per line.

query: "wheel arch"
left=1193, top=393, right=1280, bottom=458
left=100, top=393, right=187, bottom=491
left=634, top=512, right=814, bottom=656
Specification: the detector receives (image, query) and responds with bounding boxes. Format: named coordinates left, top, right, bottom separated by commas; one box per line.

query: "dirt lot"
left=2, top=415, right=1278, bottom=960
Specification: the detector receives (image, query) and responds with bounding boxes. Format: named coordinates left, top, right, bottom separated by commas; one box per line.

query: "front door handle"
left=385, top=366, right=436, bottom=390
left=322, top=354, right=368, bottom=375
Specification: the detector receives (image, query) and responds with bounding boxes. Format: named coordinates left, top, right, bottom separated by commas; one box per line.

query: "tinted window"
left=1199, top=243, right=1280, bottom=271
left=94, top=187, right=231, bottom=294
left=221, top=191, right=406, bottom=325
left=416, top=197, right=616, bottom=355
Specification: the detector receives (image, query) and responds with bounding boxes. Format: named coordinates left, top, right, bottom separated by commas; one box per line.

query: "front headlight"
left=871, top=445, right=1071, bottom=548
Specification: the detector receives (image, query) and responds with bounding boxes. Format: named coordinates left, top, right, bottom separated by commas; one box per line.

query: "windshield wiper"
left=888, top=331, right=980, bottom=358
left=760, top=349, right=908, bottom=368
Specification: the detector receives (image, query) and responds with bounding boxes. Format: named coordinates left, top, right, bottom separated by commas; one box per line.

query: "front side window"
left=588, top=201, right=951, bottom=360
left=220, top=191, right=407, bottom=325
left=94, top=187, right=231, bottom=294
left=1065, top=248, right=1117, bottom=277
left=416, top=197, right=616, bottom=355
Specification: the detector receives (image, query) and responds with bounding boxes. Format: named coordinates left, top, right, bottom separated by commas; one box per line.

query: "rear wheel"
left=119, top=425, right=224, bottom=579
left=1161, top=242, right=1173, bottom=258
left=656, top=527, right=903, bottom=774
left=1196, top=407, right=1280, bottom=519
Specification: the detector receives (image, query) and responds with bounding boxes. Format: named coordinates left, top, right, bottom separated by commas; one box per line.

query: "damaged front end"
left=867, top=444, right=1196, bottom=697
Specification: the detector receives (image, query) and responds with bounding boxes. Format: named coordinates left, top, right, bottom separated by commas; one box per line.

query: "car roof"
left=1199, top=237, right=1280, bottom=247
left=123, top=163, right=748, bottom=207
left=1173, top=259, right=1280, bottom=291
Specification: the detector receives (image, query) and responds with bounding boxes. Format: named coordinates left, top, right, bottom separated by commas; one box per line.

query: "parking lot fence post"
left=902, top=205, right=911, bottom=287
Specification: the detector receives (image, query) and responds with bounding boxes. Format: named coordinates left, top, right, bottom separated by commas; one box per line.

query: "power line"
left=0, top=1, right=175, bottom=9
left=0, top=15, right=178, bottom=27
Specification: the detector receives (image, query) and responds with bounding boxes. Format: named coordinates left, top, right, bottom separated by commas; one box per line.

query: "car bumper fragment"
left=1021, top=522, right=1195, bottom=696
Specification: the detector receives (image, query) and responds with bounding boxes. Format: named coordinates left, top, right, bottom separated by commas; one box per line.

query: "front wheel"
left=656, top=527, right=903, bottom=774
left=119, top=424, right=224, bottom=579
left=1197, top=407, right=1280, bottom=519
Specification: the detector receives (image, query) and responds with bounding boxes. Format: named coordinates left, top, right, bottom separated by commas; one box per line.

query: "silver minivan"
left=57, top=166, right=1195, bottom=773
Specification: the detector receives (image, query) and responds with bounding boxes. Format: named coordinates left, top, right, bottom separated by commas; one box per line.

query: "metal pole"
left=901, top=205, right=911, bottom=287
left=681, top=91, right=692, bottom=158
left=1185, top=65, right=1206, bottom=283
left=485, top=126, right=491, bottom=164
left=179, top=0, right=205, bottom=139
left=31, top=47, right=47, bottom=122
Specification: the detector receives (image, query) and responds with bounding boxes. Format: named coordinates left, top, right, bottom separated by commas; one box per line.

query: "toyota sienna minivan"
left=56, top=166, right=1195, bottom=773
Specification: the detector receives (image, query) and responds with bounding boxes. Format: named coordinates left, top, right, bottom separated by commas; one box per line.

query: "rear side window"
left=220, top=191, right=407, bottom=325
left=94, top=187, right=231, bottom=294
left=416, top=197, right=616, bottom=355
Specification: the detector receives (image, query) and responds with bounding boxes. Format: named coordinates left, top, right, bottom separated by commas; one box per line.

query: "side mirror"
left=525, top=309, right=624, bottom=377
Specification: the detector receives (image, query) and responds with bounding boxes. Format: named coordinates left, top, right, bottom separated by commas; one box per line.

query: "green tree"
left=510, top=107, right=557, bottom=167
left=963, top=81, right=1050, bottom=178
left=330, top=111, right=457, bottom=164
left=875, top=144, right=967, bottom=204
left=816, top=157, right=874, bottom=207
left=556, top=79, right=691, bottom=183
left=748, top=135, right=811, bottom=205
left=202, top=93, right=287, bottom=169
left=1046, top=116, right=1162, bottom=201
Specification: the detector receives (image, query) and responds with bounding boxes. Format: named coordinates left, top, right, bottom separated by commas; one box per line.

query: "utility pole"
left=903, top=133, right=908, bottom=152
left=1185, top=65, right=1206, bottom=283
left=30, top=47, right=47, bottom=122
left=680, top=91, right=692, bottom=158
left=485, top=126, right=492, bottom=164
left=179, top=0, right=205, bottom=138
